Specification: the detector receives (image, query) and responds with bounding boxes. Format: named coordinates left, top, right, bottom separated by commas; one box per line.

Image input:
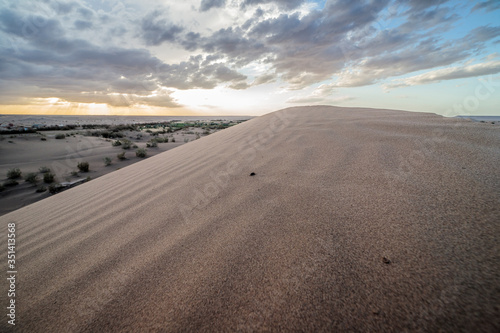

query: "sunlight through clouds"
left=0, top=0, right=498, bottom=115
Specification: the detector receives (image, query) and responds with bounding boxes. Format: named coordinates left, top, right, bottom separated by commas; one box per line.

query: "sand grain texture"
left=1, top=106, right=499, bottom=332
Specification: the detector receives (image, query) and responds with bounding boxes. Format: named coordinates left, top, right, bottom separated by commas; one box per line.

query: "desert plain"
left=0, top=115, right=250, bottom=215
left=0, top=106, right=499, bottom=332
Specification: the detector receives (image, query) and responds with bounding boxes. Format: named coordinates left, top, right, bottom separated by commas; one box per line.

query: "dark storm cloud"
left=200, top=0, right=226, bottom=12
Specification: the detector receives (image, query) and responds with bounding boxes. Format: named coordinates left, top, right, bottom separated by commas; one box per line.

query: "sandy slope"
left=0, top=128, right=208, bottom=215
left=0, top=106, right=499, bottom=332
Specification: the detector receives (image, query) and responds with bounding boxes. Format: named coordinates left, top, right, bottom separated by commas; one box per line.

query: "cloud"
left=385, top=60, right=500, bottom=88
left=200, top=0, right=226, bottom=12
left=328, top=24, right=500, bottom=88
left=287, top=94, right=354, bottom=104
left=286, top=84, right=354, bottom=104
left=229, top=81, right=250, bottom=90
left=77, top=7, right=94, bottom=19
left=1, top=0, right=499, bottom=111
left=465, top=25, right=500, bottom=43
left=74, top=20, right=92, bottom=30
left=252, top=73, right=277, bottom=85
left=50, top=1, right=79, bottom=15
left=241, top=0, right=306, bottom=10
left=140, top=10, right=184, bottom=46
left=0, top=4, right=247, bottom=108
left=400, top=0, right=450, bottom=12
left=156, top=55, right=248, bottom=90
left=472, top=0, right=500, bottom=12
left=226, top=1, right=390, bottom=88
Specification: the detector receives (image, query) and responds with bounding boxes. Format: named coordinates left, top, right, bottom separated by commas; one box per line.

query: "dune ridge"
left=1, top=106, right=499, bottom=332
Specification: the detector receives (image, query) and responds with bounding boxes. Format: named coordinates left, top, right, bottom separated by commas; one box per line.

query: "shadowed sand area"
left=1, top=106, right=499, bottom=332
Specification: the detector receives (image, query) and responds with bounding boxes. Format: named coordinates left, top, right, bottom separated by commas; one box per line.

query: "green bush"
left=43, top=172, right=55, bottom=183
left=117, top=152, right=126, bottom=160
left=77, top=161, right=89, bottom=172
left=24, top=172, right=38, bottom=184
left=136, top=148, right=147, bottom=158
left=39, top=166, right=51, bottom=174
left=146, top=140, right=158, bottom=148
left=121, top=139, right=132, bottom=149
left=55, top=133, right=65, bottom=139
left=112, top=140, right=122, bottom=146
left=41, top=137, right=47, bottom=141
left=104, top=157, right=112, bottom=166
left=48, top=183, right=62, bottom=194
left=0, top=184, right=5, bottom=192
left=171, top=137, right=175, bottom=142
left=7, top=168, right=22, bottom=179
left=36, top=185, right=47, bottom=193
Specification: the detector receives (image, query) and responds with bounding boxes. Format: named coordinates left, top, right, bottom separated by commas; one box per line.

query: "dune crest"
left=1, top=106, right=499, bottom=331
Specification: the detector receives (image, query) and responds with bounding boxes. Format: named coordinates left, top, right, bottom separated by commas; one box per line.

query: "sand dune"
left=1, top=106, right=499, bottom=332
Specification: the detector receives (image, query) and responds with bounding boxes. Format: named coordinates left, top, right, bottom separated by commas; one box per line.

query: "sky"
left=0, top=0, right=499, bottom=117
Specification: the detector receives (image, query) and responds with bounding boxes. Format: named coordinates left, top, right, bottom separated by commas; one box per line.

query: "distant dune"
left=1, top=106, right=499, bottom=332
